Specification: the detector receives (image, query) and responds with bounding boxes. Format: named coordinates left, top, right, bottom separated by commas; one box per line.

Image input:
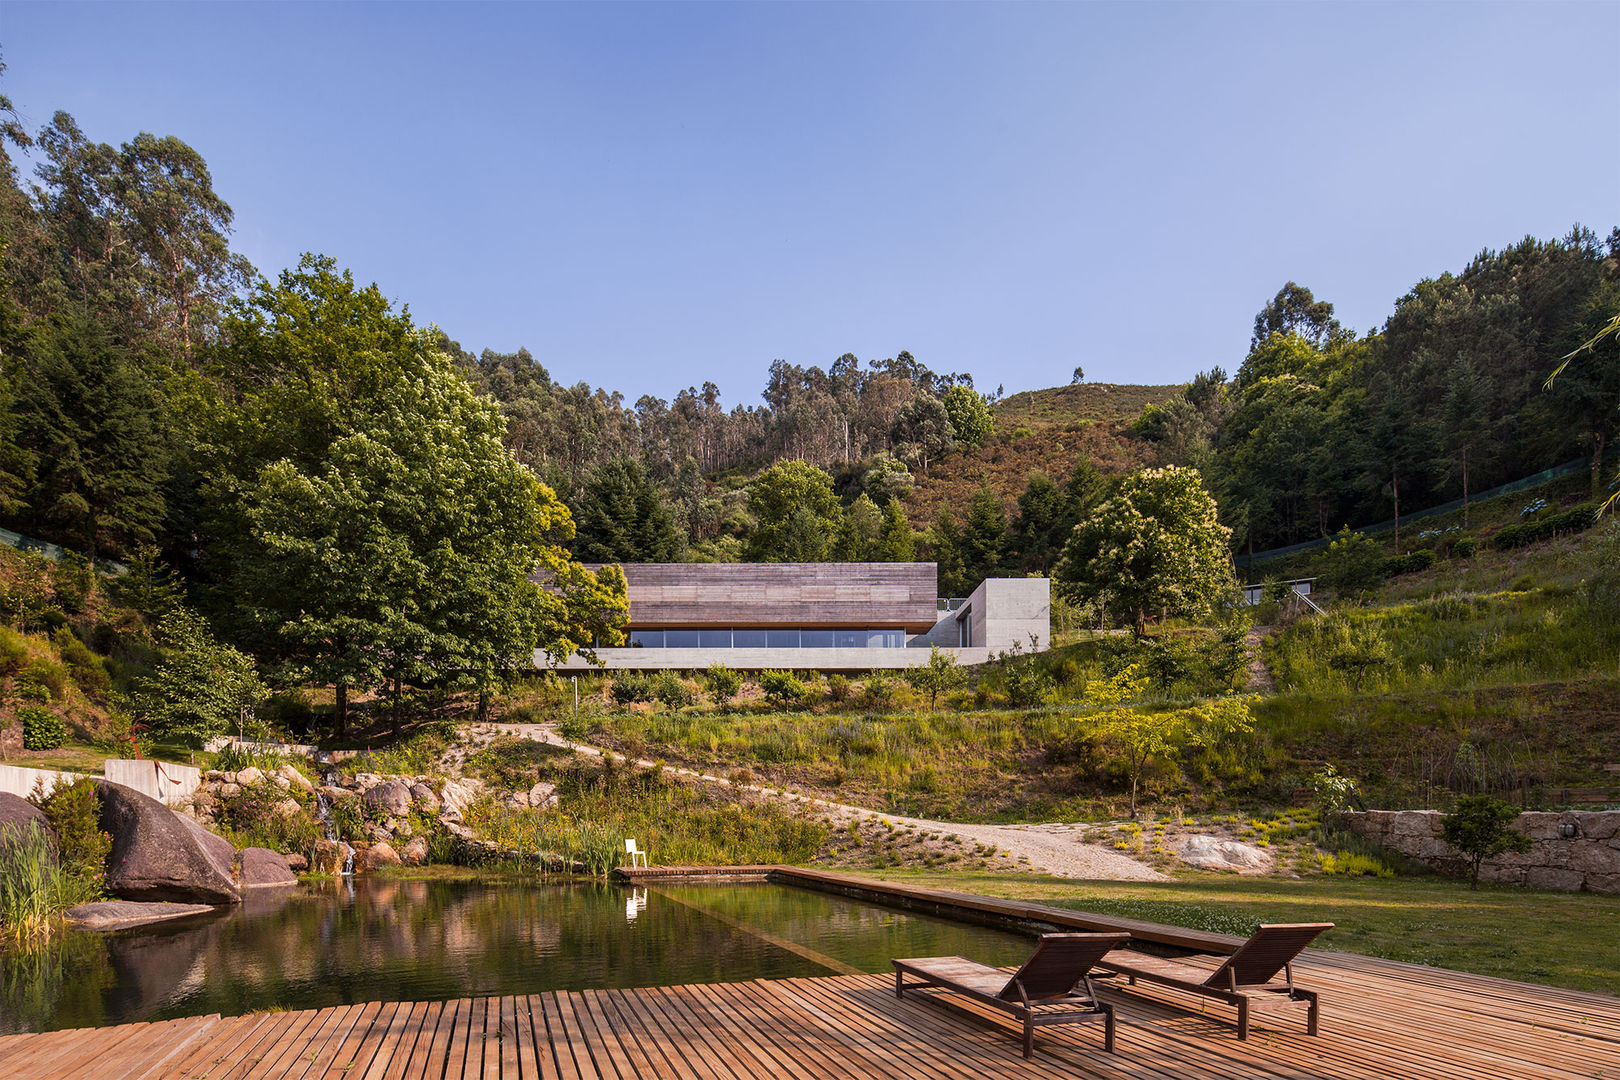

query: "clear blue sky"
left=4, top=2, right=1616, bottom=403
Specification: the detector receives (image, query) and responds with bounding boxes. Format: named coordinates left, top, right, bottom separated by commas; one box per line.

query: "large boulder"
left=1179, top=835, right=1275, bottom=874
left=0, top=792, right=52, bottom=850
left=360, top=842, right=401, bottom=872
left=527, top=782, right=558, bottom=809
left=400, top=836, right=429, bottom=866
left=278, top=764, right=315, bottom=793
left=238, top=847, right=298, bottom=887
left=438, top=778, right=483, bottom=822
left=409, top=782, right=440, bottom=814
left=98, top=782, right=242, bottom=905
left=310, top=838, right=351, bottom=875
left=363, top=780, right=413, bottom=818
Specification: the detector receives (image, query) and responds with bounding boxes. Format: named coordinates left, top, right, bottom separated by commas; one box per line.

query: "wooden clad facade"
left=610, top=562, right=940, bottom=632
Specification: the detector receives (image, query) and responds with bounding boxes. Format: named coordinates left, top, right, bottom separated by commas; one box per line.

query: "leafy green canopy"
left=1057, top=465, right=1236, bottom=634
left=205, top=256, right=626, bottom=729
left=745, top=460, right=842, bottom=562
left=134, top=607, right=267, bottom=747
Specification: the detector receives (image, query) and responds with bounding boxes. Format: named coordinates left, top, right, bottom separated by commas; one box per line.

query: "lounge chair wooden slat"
left=1096, top=922, right=1333, bottom=1040
left=892, top=931, right=1129, bottom=1059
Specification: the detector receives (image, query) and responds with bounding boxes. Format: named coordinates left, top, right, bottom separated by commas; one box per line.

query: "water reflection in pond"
left=1, top=878, right=1034, bottom=1033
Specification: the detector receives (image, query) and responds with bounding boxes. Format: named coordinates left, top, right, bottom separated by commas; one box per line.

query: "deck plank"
left=2, top=954, right=1615, bottom=1080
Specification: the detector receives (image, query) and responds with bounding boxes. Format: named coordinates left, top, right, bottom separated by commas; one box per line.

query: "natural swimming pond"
left=0, top=878, right=1035, bottom=1033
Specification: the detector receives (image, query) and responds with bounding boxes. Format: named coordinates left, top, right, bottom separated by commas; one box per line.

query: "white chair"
left=624, top=838, right=649, bottom=867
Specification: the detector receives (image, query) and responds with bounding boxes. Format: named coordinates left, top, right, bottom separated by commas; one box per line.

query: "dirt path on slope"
left=472, top=722, right=1167, bottom=883
left=1246, top=626, right=1277, bottom=693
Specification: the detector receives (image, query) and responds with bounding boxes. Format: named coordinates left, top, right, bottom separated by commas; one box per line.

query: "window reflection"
left=619, top=628, right=910, bottom=649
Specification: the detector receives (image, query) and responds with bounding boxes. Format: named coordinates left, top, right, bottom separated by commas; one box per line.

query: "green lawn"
left=844, top=867, right=1620, bottom=995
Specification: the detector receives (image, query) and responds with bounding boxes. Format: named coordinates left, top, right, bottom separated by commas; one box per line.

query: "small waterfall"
left=315, top=792, right=338, bottom=842
left=314, top=789, right=354, bottom=875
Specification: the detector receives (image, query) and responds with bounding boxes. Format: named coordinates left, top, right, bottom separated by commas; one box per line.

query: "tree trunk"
left=335, top=681, right=348, bottom=741
left=477, top=689, right=490, bottom=724
left=1594, top=429, right=1608, bottom=497
left=1391, top=469, right=1401, bottom=554
left=391, top=675, right=403, bottom=740
left=1462, top=445, right=1470, bottom=528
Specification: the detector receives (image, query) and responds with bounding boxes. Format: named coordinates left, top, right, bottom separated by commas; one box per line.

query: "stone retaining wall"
left=1344, top=809, right=1620, bottom=893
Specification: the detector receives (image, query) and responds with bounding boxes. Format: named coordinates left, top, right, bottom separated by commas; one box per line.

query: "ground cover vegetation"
left=851, top=867, right=1619, bottom=995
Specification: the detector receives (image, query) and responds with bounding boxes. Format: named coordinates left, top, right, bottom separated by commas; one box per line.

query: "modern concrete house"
left=547, top=563, right=1049, bottom=671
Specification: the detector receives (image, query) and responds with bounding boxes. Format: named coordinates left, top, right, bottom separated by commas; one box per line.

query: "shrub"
left=759, top=669, right=814, bottom=709
left=1382, top=549, right=1436, bottom=577
left=704, top=664, right=742, bottom=705
left=1441, top=794, right=1531, bottom=890
left=862, top=671, right=899, bottom=709
left=1317, top=850, right=1394, bottom=877
left=1451, top=535, right=1480, bottom=558
left=19, top=707, right=65, bottom=751
left=825, top=674, right=852, bottom=703
left=556, top=713, right=592, bottom=743
left=38, top=778, right=109, bottom=891
left=49, top=556, right=94, bottom=615
left=17, top=658, right=69, bottom=703
left=52, top=628, right=109, bottom=699
left=0, top=626, right=27, bottom=678
left=610, top=672, right=652, bottom=706
left=1491, top=503, right=1598, bottom=551
left=651, top=670, right=694, bottom=710
left=1319, top=528, right=1385, bottom=596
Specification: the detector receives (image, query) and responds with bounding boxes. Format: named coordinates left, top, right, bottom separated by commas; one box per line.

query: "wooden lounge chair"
left=892, top=932, right=1130, bottom=1058
left=1094, top=922, right=1333, bottom=1039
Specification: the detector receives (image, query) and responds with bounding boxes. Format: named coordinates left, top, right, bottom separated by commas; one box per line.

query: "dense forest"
left=1137, top=237, right=1620, bottom=554
left=2, top=71, right=1617, bottom=600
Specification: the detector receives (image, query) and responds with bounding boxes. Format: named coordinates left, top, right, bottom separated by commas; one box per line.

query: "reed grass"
left=0, top=824, right=98, bottom=941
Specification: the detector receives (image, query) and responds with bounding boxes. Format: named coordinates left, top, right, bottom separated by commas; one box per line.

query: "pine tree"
left=14, top=312, right=167, bottom=556
left=879, top=499, right=915, bottom=561
left=962, top=488, right=1008, bottom=587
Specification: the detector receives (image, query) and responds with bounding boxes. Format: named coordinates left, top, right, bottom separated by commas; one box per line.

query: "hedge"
left=1491, top=503, right=1599, bottom=551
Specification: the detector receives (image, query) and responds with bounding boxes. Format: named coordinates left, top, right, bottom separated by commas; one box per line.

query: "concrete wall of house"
left=1344, top=809, right=1620, bottom=894
left=973, top=577, right=1050, bottom=653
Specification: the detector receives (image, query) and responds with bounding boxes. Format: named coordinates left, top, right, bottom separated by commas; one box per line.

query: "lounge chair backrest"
left=998, top=932, right=1131, bottom=1002
left=1204, top=923, right=1333, bottom=989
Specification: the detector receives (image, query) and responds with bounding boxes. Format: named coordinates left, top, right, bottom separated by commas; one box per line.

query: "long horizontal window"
left=624, top=629, right=908, bottom=649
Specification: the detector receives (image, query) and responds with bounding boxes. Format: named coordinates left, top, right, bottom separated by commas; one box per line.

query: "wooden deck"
left=2, top=949, right=1614, bottom=1079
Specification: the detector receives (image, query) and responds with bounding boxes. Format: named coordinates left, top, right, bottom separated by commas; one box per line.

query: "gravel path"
left=478, top=722, right=1167, bottom=883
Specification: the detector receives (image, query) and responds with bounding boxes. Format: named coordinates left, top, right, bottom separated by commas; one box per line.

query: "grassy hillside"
left=903, top=382, right=1176, bottom=521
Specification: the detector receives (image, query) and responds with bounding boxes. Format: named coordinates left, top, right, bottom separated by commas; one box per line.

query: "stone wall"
left=1344, top=809, right=1620, bottom=894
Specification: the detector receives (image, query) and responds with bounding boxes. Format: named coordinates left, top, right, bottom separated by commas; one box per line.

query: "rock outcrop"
left=238, top=847, right=298, bottom=888
left=65, top=901, right=218, bottom=930
left=99, top=782, right=242, bottom=905
left=1179, top=835, right=1275, bottom=874
left=363, top=779, right=413, bottom=818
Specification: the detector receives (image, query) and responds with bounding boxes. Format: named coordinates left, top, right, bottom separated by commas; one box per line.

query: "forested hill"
left=1, top=72, right=1616, bottom=597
